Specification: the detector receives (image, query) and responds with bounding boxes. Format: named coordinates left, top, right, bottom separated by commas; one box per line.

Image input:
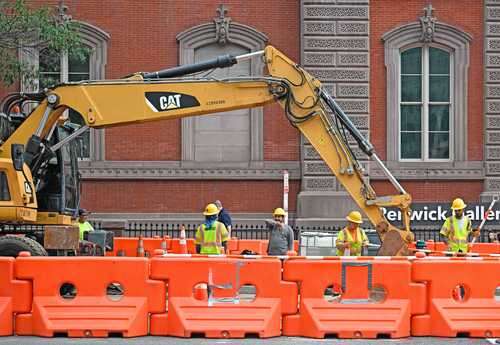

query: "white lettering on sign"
left=159, top=94, right=182, bottom=110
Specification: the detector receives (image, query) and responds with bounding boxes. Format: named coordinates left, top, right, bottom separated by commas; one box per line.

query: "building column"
left=483, top=1, right=500, bottom=201
left=297, top=0, right=371, bottom=226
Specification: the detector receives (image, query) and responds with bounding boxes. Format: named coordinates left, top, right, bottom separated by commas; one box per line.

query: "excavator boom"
left=0, top=45, right=413, bottom=255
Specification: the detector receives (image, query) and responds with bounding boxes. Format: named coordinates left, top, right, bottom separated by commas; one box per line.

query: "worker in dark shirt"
left=266, top=207, right=294, bottom=255
left=215, top=200, right=232, bottom=236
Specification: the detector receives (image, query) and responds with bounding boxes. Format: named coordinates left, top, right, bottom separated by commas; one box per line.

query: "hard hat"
left=451, top=198, right=466, bottom=210
left=346, top=211, right=363, bottom=224
left=273, top=207, right=286, bottom=216
left=203, top=203, right=219, bottom=216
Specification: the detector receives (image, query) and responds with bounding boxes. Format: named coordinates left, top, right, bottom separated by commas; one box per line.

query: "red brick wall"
left=81, top=180, right=300, bottom=213
left=372, top=180, right=483, bottom=203
left=370, top=0, right=484, bottom=161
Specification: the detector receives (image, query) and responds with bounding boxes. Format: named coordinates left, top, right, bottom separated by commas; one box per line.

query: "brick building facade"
left=4, top=0, right=498, bottom=227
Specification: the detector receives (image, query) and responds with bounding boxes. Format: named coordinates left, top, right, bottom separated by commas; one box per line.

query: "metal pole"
left=283, top=170, right=289, bottom=225
left=371, top=153, right=407, bottom=195
left=235, top=50, right=264, bottom=62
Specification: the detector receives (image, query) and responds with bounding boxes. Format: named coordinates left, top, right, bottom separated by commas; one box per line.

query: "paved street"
left=0, top=337, right=497, bottom=345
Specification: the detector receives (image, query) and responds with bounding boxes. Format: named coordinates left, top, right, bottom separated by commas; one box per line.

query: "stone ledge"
left=79, top=161, right=301, bottom=180
left=373, top=161, right=484, bottom=180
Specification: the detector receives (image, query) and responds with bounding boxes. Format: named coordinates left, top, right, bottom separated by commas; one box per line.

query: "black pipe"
left=320, top=90, right=374, bottom=156
left=143, top=54, right=237, bottom=79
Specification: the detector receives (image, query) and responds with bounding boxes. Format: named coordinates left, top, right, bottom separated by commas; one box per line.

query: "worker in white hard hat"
left=195, top=203, right=229, bottom=254
left=336, top=211, right=369, bottom=256
left=266, top=207, right=294, bottom=256
left=440, top=198, right=479, bottom=253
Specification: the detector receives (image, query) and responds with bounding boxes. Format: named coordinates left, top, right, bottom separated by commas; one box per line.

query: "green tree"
left=0, top=0, right=86, bottom=88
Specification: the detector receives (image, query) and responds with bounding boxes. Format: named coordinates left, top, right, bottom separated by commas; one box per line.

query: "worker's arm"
left=440, top=218, right=450, bottom=244
left=336, top=231, right=347, bottom=250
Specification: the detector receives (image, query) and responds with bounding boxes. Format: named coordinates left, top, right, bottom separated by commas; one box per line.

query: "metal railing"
left=116, top=222, right=498, bottom=244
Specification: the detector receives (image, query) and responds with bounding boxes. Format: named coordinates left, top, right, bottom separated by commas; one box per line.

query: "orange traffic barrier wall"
left=227, top=239, right=299, bottom=255
left=412, top=257, right=500, bottom=337
left=411, top=241, right=499, bottom=256
left=14, top=257, right=165, bottom=337
left=149, top=256, right=297, bottom=338
left=107, top=237, right=196, bottom=256
left=0, top=258, right=31, bottom=336
left=282, top=257, right=426, bottom=339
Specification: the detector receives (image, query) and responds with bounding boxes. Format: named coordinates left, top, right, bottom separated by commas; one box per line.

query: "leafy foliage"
left=0, top=0, right=86, bottom=88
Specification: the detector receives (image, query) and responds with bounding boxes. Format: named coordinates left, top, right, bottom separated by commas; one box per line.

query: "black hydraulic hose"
left=320, top=90, right=374, bottom=157
left=142, top=54, right=237, bottom=79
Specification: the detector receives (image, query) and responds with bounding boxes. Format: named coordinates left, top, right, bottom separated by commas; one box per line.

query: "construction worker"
left=195, top=203, right=229, bottom=254
left=336, top=211, right=369, bottom=256
left=440, top=198, right=479, bottom=253
left=77, top=208, right=94, bottom=241
left=266, top=208, right=294, bottom=255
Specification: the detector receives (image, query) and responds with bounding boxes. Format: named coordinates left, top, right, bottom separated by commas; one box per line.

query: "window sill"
left=369, top=160, right=484, bottom=180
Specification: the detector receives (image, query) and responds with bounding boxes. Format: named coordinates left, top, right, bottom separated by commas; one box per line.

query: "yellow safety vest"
left=78, top=221, right=94, bottom=240
left=441, top=216, right=471, bottom=253
left=197, top=221, right=225, bottom=254
left=336, top=227, right=368, bottom=256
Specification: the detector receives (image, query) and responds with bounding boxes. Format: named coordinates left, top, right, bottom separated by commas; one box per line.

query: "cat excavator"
left=0, top=45, right=413, bottom=256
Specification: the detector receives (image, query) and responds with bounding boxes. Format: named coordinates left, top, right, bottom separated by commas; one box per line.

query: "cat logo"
left=145, top=92, right=200, bottom=113
left=159, top=94, right=182, bottom=110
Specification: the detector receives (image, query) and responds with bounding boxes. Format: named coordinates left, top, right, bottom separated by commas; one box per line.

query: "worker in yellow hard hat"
left=336, top=211, right=369, bottom=256
left=440, top=198, right=479, bottom=253
left=266, top=207, right=294, bottom=255
left=195, top=203, right=229, bottom=254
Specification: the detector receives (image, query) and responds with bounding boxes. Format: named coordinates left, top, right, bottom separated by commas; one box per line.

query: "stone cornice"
left=79, top=161, right=301, bottom=180
left=370, top=161, right=484, bottom=180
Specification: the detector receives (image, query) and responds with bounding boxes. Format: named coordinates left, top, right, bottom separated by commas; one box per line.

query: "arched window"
left=21, top=21, right=109, bottom=161
left=383, top=21, right=471, bottom=164
left=177, top=18, right=268, bottom=166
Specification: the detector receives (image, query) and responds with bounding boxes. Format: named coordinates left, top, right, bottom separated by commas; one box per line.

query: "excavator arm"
left=0, top=46, right=413, bottom=255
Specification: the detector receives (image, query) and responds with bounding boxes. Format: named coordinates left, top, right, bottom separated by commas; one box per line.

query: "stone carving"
left=487, top=7, right=500, bottom=20
left=338, top=53, right=368, bottom=66
left=488, top=23, right=500, bottom=35
left=304, top=6, right=368, bottom=19
left=305, top=37, right=367, bottom=50
left=487, top=116, right=500, bottom=129
left=488, top=39, right=500, bottom=50
left=487, top=85, right=500, bottom=98
left=419, top=4, right=436, bottom=43
left=335, top=99, right=368, bottom=113
left=486, top=179, right=500, bottom=191
left=487, top=100, right=500, bottom=113
left=308, top=68, right=368, bottom=82
left=486, top=162, right=500, bottom=175
left=337, top=22, right=369, bottom=35
left=487, top=131, right=500, bottom=144
left=304, top=145, right=321, bottom=160
left=214, top=4, right=231, bottom=45
left=304, top=22, right=336, bottom=34
left=305, top=161, right=332, bottom=175
left=55, top=0, right=72, bottom=23
left=488, top=54, right=500, bottom=67
left=487, top=146, right=500, bottom=160
left=337, top=84, right=369, bottom=97
left=304, top=178, right=336, bottom=190
left=488, top=70, right=500, bottom=82
left=304, top=52, right=336, bottom=65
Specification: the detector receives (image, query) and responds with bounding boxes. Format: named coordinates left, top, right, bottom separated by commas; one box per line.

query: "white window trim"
left=398, top=44, right=454, bottom=162
left=382, top=21, right=471, bottom=166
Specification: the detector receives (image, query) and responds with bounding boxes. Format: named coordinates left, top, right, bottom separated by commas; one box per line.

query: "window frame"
left=398, top=43, right=454, bottom=162
left=382, top=21, right=471, bottom=168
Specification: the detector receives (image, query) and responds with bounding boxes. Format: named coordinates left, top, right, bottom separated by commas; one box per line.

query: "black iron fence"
left=116, top=222, right=498, bottom=244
